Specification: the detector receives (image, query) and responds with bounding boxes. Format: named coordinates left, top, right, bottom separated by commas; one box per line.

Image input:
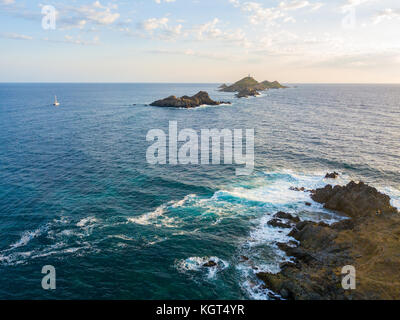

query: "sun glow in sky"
left=1, top=0, right=400, bottom=83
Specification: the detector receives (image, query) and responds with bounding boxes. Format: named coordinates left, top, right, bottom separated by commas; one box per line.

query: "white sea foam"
left=128, top=206, right=166, bottom=226
left=379, top=186, right=400, bottom=210
left=188, top=103, right=233, bottom=110
left=127, top=194, right=196, bottom=227
left=76, top=216, right=98, bottom=227
left=108, top=234, right=135, bottom=241
left=0, top=240, right=89, bottom=266
left=9, top=227, right=46, bottom=250
left=171, top=194, right=196, bottom=208
left=0, top=215, right=100, bottom=266
left=249, top=216, right=294, bottom=247
left=30, top=246, right=84, bottom=260
left=241, top=279, right=274, bottom=300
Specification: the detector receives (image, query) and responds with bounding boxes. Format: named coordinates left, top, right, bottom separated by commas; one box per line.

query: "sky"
left=0, top=0, right=400, bottom=83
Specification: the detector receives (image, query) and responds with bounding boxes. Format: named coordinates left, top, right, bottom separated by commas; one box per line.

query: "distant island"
left=256, top=177, right=400, bottom=300
left=150, top=91, right=231, bottom=108
left=148, top=76, right=287, bottom=107
left=219, top=76, right=287, bottom=98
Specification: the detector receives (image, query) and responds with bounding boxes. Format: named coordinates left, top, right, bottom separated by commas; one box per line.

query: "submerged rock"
left=268, top=218, right=292, bottom=229
left=290, top=187, right=306, bottom=192
left=203, top=260, right=217, bottom=267
left=150, top=91, right=231, bottom=108
left=325, top=172, right=339, bottom=179
left=257, top=180, right=400, bottom=300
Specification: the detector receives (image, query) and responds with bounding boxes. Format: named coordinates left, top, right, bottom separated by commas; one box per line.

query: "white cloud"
left=192, top=18, right=251, bottom=47
left=155, top=0, right=176, bottom=3
left=78, top=2, right=120, bottom=25
left=195, top=18, right=223, bottom=40
left=241, top=2, right=284, bottom=25
left=0, top=0, right=15, bottom=5
left=279, top=0, right=311, bottom=11
left=341, top=0, right=375, bottom=11
left=147, top=48, right=240, bottom=61
left=137, top=17, right=183, bottom=40
left=142, top=17, right=169, bottom=31
left=235, top=0, right=323, bottom=26
left=373, top=8, right=400, bottom=24
left=0, top=32, right=32, bottom=40
left=229, top=0, right=240, bottom=8
left=43, top=35, right=100, bottom=46
left=57, top=1, right=120, bottom=29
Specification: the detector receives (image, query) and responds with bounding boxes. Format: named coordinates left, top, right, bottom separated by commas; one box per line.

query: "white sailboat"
left=53, top=95, right=60, bottom=106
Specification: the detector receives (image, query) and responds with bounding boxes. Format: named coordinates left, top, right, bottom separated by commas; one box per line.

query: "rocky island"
left=256, top=178, right=400, bottom=300
left=219, top=76, right=287, bottom=98
left=150, top=91, right=230, bottom=108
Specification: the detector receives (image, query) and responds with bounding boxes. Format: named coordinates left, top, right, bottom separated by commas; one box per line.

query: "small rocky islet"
left=219, top=76, right=287, bottom=98
left=252, top=176, right=400, bottom=300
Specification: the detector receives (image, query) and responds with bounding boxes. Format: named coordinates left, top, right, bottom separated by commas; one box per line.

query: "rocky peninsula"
left=219, top=76, right=287, bottom=98
left=257, top=178, right=400, bottom=300
left=150, top=91, right=230, bottom=108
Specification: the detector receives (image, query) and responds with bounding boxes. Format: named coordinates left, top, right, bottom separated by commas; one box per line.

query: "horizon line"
left=1, top=82, right=400, bottom=85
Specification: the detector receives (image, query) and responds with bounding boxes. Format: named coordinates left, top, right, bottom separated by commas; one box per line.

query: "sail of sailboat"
left=53, top=96, right=60, bottom=106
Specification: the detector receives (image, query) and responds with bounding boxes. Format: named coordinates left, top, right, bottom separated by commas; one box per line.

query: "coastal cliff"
left=257, top=179, right=400, bottom=300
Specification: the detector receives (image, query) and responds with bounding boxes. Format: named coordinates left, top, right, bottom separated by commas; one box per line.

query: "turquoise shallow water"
left=0, top=83, right=399, bottom=299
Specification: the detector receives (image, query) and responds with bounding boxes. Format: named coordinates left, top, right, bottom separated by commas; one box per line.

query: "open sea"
left=0, top=83, right=399, bottom=299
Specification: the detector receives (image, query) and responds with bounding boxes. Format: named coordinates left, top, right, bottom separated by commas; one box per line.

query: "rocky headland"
left=256, top=178, right=400, bottom=300
left=219, top=76, right=287, bottom=98
left=150, top=91, right=231, bottom=108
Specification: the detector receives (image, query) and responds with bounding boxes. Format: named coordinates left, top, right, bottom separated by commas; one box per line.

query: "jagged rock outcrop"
left=325, top=172, right=339, bottom=179
left=268, top=212, right=301, bottom=229
left=236, top=87, right=260, bottom=98
left=150, top=91, right=230, bottom=108
left=311, top=181, right=398, bottom=218
left=219, top=76, right=287, bottom=98
left=274, top=211, right=300, bottom=223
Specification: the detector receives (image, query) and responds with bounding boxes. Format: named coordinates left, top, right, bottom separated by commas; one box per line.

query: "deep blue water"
left=0, top=83, right=399, bottom=299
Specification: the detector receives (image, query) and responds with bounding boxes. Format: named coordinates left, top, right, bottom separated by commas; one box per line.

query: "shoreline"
left=255, top=178, right=400, bottom=300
